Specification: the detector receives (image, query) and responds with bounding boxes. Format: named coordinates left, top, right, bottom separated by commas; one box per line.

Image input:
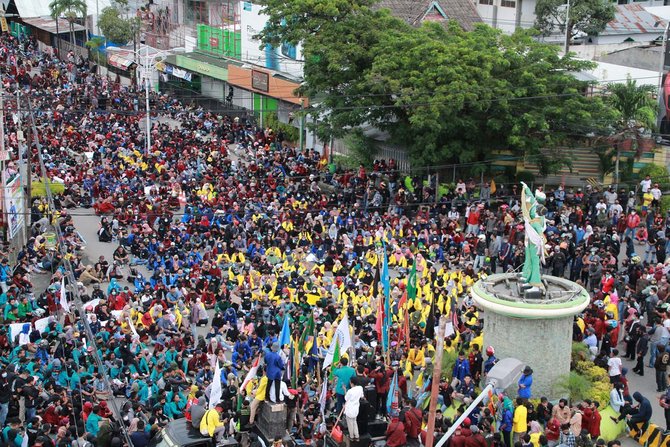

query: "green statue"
left=520, top=182, right=547, bottom=287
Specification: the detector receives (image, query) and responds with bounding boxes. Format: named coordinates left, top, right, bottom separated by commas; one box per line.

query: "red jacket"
left=465, top=433, right=488, bottom=447
left=386, top=419, right=407, bottom=447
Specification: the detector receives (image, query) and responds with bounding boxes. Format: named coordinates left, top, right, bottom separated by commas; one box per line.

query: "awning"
left=22, top=16, right=85, bottom=34
left=108, top=54, right=136, bottom=71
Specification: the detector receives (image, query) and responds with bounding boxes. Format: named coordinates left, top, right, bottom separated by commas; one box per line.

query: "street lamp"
left=432, top=358, right=526, bottom=447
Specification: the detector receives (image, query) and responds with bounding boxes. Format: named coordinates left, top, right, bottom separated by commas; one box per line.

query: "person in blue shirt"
left=85, top=405, right=105, bottom=437
left=517, top=366, right=533, bottom=400
left=333, top=357, right=356, bottom=412
left=452, top=351, right=471, bottom=384
left=264, top=342, right=285, bottom=403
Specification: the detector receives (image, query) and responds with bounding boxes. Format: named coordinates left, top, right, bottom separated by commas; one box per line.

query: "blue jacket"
left=265, top=350, right=285, bottom=380
left=501, top=409, right=513, bottom=432
left=518, top=373, right=533, bottom=399
left=452, top=358, right=470, bottom=382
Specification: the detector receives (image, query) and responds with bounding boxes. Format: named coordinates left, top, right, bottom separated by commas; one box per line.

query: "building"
left=376, top=0, right=482, bottom=30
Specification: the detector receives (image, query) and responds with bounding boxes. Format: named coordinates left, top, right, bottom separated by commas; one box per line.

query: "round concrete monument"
left=471, top=183, right=590, bottom=398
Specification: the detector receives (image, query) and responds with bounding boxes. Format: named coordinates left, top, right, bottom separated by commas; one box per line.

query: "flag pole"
left=425, top=315, right=447, bottom=447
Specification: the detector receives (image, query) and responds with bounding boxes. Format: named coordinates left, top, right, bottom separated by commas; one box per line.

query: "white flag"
left=21, top=432, right=28, bottom=447
left=322, top=315, right=353, bottom=370
left=128, top=315, right=140, bottom=339
left=318, top=380, right=328, bottom=416
left=209, top=359, right=222, bottom=410
left=240, top=355, right=261, bottom=392
left=59, top=278, right=70, bottom=313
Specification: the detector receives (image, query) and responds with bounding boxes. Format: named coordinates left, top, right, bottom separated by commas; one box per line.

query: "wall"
left=597, top=45, right=663, bottom=71
left=592, top=32, right=663, bottom=46
left=227, top=65, right=304, bottom=106
left=482, top=311, right=573, bottom=398
left=239, top=1, right=304, bottom=78
left=201, top=77, right=226, bottom=101
left=476, top=0, right=536, bottom=33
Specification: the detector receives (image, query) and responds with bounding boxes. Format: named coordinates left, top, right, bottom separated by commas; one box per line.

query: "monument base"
left=471, top=273, right=590, bottom=399
left=257, top=402, right=288, bottom=442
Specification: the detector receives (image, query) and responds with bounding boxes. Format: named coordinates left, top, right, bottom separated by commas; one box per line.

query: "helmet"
left=486, top=346, right=495, bottom=356
left=631, top=255, right=641, bottom=264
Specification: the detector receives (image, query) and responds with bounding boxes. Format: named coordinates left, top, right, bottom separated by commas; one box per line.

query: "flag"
left=128, top=315, right=140, bottom=339
left=407, top=261, right=417, bottom=300
left=323, top=315, right=353, bottom=370
left=298, top=314, right=315, bottom=351
left=318, top=380, right=328, bottom=416
left=382, top=247, right=391, bottom=353
left=209, top=359, right=222, bottom=409
left=20, top=433, right=27, bottom=447
left=278, top=314, right=291, bottom=347
left=240, top=355, right=261, bottom=392
left=386, top=371, right=399, bottom=414
left=59, top=278, right=70, bottom=313
left=329, top=338, right=340, bottom=380
left=372, top=263, right=380, bottom=298
left=487, top=388, right=496, bottom=418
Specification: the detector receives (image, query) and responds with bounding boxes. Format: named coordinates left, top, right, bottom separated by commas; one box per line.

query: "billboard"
left=4, top=174, right=23, bottom=239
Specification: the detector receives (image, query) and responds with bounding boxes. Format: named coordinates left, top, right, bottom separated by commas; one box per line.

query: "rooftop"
left=376, top=0, right=482, bottom=31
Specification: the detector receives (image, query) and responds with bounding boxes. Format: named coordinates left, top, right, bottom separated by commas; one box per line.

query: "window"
left=479, top=0, right=494, bottom=5
left=501, top=0, right=516, bottom=7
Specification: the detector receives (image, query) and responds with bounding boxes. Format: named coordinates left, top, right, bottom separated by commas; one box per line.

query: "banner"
left=4, top=175, right=23, bottom=239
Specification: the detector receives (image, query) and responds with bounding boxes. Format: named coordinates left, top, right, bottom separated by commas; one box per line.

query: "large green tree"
left=98, top=6, right=138, bottom=45
left=534, top=0, right=615, bottom=52
left=256, top=1, right=616, bottom=174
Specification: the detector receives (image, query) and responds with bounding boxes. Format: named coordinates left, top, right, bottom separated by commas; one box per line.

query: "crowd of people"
left=0, top=28, right=667, bottom=447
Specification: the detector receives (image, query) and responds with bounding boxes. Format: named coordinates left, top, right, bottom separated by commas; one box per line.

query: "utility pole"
left=563, top=0, right=571, bottom=55
left=145, top=42, right=151, bottom=155
left=299, top=98, right=305, bottom=151
left=16, top=89, right=29, bottom=239
left=425, top=316, right=447, bottom=447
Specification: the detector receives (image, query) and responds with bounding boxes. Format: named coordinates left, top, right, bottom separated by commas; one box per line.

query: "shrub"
left=571, top=343, right=590, bottom=368
left=637, top=164, right=670, bottom=192
left=555, top=372, right=591, bottom=403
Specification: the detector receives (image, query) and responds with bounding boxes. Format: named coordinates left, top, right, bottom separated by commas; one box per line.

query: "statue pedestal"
left=257, top=402, right=287, bottom=442
left=471, top=274, right=589, bottom=398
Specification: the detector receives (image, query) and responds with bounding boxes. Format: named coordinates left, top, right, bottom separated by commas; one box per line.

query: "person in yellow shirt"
left=513, top=398, right=528, bottom=442
left=249, top=368, right=268, bottom=424
left=199, top=404, right=226, bottom=442
left=407, top=344, right=426, bottom=369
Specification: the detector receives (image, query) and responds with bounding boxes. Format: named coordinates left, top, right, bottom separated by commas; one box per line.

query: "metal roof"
left=12, top=0, right=112, bottom=19
left=22, top=16, right=85, bottom=34
left=606, top=4, right=667, bottom=36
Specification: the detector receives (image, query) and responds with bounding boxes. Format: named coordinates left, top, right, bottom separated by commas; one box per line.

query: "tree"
left=257, top=1, right=616, bottom=174
left=534, top=0, right=615, bottom=52
left=49, top=0, right=87, bottom=50
left=604, top=78, right=657, bottom=184
left=98, top=6, right=138, bottom=45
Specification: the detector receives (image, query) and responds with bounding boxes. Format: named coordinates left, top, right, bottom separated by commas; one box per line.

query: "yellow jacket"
left=513, top=405, right=527, bottom=433
left=407, top=348, right=425, bottom=367
left=200, top=408, right=224, bottom=437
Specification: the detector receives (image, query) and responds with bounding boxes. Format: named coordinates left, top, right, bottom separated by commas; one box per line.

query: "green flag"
left=329, top=338, right=340, bottom=380
left=298, top=314, right=315, bottom=351
left=407, top=261, right=417, bottom=300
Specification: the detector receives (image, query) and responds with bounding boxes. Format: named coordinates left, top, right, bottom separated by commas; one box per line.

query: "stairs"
left=523, top=147, right=601, bottom=187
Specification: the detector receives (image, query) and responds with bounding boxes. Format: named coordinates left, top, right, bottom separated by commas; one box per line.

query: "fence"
left=331, top=137, right=412, bottom=171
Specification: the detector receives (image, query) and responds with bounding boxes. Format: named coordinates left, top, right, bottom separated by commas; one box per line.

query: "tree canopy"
left=256, top=1, right=617, bottom=173
left=98, top=6, right=138, bottom=45
left=534, top=0, right=615, bottom=49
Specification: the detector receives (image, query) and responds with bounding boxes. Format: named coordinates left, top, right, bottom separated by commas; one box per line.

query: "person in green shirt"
left=333, top=357, right=356, bottom=413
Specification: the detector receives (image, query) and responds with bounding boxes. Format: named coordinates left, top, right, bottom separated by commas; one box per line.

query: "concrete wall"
left=598, top=45, right=663, bottom=71
left=482, top=312, right=573, bottom=399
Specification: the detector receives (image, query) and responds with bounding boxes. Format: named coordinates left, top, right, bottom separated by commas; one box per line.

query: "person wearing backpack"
left=386, top=411, right=406, bottom=447
left=401, top=398, right=423, bottom=447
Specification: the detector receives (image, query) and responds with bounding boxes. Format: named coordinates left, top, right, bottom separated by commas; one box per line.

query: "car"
left=147, top=418, right=237, bottom=447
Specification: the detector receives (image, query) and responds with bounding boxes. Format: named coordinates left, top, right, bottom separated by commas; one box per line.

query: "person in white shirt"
left=641, top=175, right=652, bottom=193
left=609, top=201, right=623, bottom=222
left=603, top=187, right=617, bottom=207
left=651, top=184, right=662, bottom=208
left=607, top=349, right=623, bottom=382
left=344, top=385, right=364, bottom=441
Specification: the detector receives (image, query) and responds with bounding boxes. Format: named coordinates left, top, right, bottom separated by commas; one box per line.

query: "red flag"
left=375, top=296, right=383, bottom=342
left=398, top=289, right=407, bottom=310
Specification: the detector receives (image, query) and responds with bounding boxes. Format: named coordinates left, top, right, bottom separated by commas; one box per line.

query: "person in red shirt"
left=545, top=417, right=560, bottom=444
left=465, top=425, right=488, bottom=447
left=625, top=211, right=641, bottom=240
left=386, top=413, right=406, bottom=447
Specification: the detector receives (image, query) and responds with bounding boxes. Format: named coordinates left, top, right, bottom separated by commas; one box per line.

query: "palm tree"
left=49, top=0, right=88, bottom=54
left=604, top=77, right=657, bottom=186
